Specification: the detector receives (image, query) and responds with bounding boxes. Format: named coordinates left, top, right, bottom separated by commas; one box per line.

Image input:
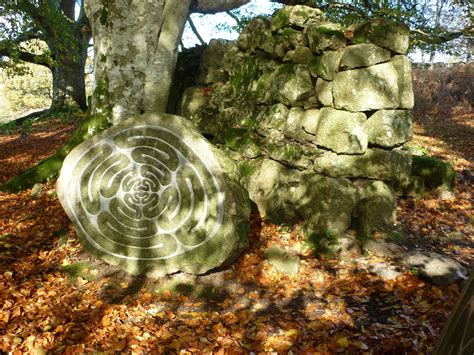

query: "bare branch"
left=187, top=16, right=206, bottom=45
left=319, top=2, right=371, bottom=20
left=225, top=10, right=243, bottom=27
left=191, top=0, right=250, bottom=14
left=411, top=26, right=473, bottom=44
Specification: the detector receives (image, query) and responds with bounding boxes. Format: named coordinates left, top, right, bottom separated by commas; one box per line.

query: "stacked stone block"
left=178, top=5, right=414, bottom=238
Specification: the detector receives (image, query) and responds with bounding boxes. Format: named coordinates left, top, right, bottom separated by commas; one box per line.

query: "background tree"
left=272, top=0, right=473, bottom=61
left=0, top=0, right=91, bottom=112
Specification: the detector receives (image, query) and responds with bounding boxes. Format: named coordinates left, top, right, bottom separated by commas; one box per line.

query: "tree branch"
left=60, top=0, right=76, bottom=21
left=187, top=16, right=206, bottom=45
left=319, top=2, right=371, bottom=20
left=226, top=10, right=243, bottom=27
left=0, top=47, right=53, bottom=69
left=191, top=0, right=250, bottom=14
left=411, top=27, right=473, bottom=44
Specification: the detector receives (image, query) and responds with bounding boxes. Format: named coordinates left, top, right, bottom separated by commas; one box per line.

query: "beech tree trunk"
left=85, top=0, right=250, bottom=125
left=50, top=34, right=90, bottom=111
left=49, top=1, right=92, bottom=112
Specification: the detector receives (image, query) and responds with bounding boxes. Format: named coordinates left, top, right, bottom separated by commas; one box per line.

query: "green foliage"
left=0, top=121, right=17, bottom=135
left=409, top=266, right=420, bottom=276
left=412, top=155, right=456, bottom=190
left=1, top=1, right=90, bottom=110
left=1, top=0, right=82, bottom=68
left=2, top=57, right=52, bottom=113
left=304, top=228, right=337, bottom=255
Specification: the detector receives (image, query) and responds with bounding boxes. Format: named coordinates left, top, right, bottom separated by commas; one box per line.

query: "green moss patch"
left=412, top=156, right=456, bottom=190
left=0, top=114, right=111, bottom=193
left=61, top=261, right=97, bottom=282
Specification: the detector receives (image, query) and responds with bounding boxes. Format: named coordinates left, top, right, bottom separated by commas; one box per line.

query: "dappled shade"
left=57, top=113, right=250, bottom=276
left=177, top=4, right=415, bottom=238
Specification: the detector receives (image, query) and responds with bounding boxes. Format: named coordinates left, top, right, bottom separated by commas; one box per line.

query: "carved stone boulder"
left=57, top=113, right=250, bottom=277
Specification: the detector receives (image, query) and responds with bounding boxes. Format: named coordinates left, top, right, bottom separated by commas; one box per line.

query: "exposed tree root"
left=0, top=115, right=110, bottom=193
left=0, top=109, right=49, bottom=128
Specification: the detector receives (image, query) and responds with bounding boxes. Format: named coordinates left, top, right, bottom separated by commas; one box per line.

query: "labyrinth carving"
left=57, top=114, right=248, bottom=275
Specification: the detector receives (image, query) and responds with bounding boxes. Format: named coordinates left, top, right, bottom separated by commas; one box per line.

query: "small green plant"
left=304, top=228, right=338, bottom=255
left=409, top=267, right=420, bottom=276
left=0, top=121, right=17, bottom=135
left=56, top=110, right=74, bottom=123
left=386, top=231, right=407, bottom=244
left=21, top=118, right=33, bottom=133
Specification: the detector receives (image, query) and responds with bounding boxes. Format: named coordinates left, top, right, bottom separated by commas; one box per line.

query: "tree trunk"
left=85, top=0, right=250, bottom=125
left=85, top=0, right=191, bottom=124
left=50, top=50, right=88, bottom=111
left=50, top=5, right=91, bottom=112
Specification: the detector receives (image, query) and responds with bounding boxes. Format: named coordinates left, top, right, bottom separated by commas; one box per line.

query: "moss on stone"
left=0, top=114, right=111, bottom=193
left=218, top=128, right=262, bottom=158
left=276, top=63, right=294, bottom=74
left=412, top=156, right=456, bottom=190
left=272, top=8, right=291, bottom=31
left=267, top=142, right=306, bottom=161
left=282, top=27, right=299, bottom=38
left=230, top=57, right=260, bottom=96
left=255, top=73, right=273, bottom=104
left=351, top=23, right=370, bottom=44
left=238, top=159, right=260, bottom=182
left=316, top=26, right=346, bottom=41
left=293, top=9, right=311, bottom=22
left=309, top=56, right=324, bottom=77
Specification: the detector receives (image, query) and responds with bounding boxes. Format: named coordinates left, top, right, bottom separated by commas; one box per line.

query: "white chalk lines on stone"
left=65, top=125, right=224, bottom=260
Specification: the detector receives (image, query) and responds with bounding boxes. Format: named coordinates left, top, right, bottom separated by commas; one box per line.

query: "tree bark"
left=50, top=28, right=91, bottom=111
left=85, top=0, right=250, bottom=125
left=85, top=0, right=191, bottom=124
left=50, top=1, right=91, bottom=111
left=0, top=0, right=91, bottom=112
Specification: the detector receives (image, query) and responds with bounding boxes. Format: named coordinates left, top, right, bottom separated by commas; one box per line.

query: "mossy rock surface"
left=270, top=64, right=313, bottom=106
left=352, top=179, right=396, bottom=236
left=244, top=158, right=356, bottom=234
left=306, top=22, right=346, bottom=54
left=57, top=113, right=250, bottom=277
left=264, top=246, right=300, bottom=275
left=309, top=50, right=343, bottom=80
left=314, top=149, right=412, bottom=183
left=333, top=56, right=414, bottom=111
left=412, top=156, right=456, bottom=190
left=367, top=109, right=413, bottom=147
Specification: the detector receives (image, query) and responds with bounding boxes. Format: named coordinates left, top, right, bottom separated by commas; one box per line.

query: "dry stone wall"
left=178, top=5, right=414, bottom=238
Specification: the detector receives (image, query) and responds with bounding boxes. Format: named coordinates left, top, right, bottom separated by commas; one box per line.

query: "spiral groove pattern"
left=66, top=125, right=224, bottom=261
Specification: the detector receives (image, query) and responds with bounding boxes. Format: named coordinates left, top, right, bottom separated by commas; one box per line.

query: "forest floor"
left=0, top=66, right=472, bottom=353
